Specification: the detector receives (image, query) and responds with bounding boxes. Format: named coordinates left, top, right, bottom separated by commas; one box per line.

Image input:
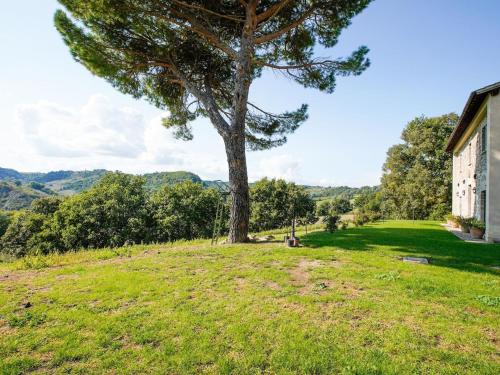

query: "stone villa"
left=446, top=81, right=500, bottom=242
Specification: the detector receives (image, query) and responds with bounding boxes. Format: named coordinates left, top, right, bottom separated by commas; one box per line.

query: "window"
left=468, top=143, right=472, bottom=166
left=481, top=125, right=487, bottom=154
left=480, top=190, right=486, bottom=223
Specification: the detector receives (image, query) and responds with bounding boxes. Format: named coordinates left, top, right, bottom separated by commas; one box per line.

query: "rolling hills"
left=0, top=166, right=377, bottom=211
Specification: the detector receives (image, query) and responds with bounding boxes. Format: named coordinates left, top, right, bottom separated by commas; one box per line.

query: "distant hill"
left=304, top=185, right=379, bottom=201
left=0, top=167, right=206, bottom=210
left=144, top=171, right=202, bottom=190
left=0, top=166, right=378, bottom=210
left=0, top=181, right=56, bottom=211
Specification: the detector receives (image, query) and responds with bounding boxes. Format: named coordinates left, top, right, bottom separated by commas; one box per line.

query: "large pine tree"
left=55, top=0, right=372, bottom=242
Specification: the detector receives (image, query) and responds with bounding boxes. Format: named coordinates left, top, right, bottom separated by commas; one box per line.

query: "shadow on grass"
left=301, top=222, right=500, bottom=275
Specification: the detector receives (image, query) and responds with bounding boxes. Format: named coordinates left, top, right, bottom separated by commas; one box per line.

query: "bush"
left=54, top=172, right=148, bottom=250
left=0, top=211, right=12, bottom=237
left=31, top=196, right=62, bottom=215
left=149, top=181, right=221, bottom=242
left=429, top=203, right=449, bottom=220
left=324, top=213, right=340, bottom=232
left=445, top=214, right=460, bottom=225
left=250, top=178, right=316, bottom=232
left=469, top=218, right=485, bottom=230
left=316, top=198, right=351, bottom=217
left=353, top=212, right=368, bottom=226
left=0, top=211, right=46, bottom=257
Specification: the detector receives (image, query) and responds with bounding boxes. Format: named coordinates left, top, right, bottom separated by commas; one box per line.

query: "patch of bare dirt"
left=265, top=281, right=281, bottom=291
left=120, top=334, right=144, bottom=351
left=289, top=259, right=322, bottom=285
left=234, top=277, right=247, bottom=291
left=483, top=327, right=499, bottom=348
left=288, top=258, right=338, bottom=295
left=339, top=281, right=365, bottom=298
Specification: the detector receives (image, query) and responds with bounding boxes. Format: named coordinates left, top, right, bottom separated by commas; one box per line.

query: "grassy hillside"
left=1, top=221, right=498, bottom=374
left=0, top=181, right=55, bottom=211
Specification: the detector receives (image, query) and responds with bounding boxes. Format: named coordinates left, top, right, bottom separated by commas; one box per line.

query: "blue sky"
left=1, top=0, right=499, bottom=186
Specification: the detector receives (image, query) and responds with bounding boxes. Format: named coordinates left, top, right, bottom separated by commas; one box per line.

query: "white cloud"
left=250, top=154, right=302, bottom=182
left=16, top=95, right=145, bottom=158
left=5, top=95, right=228, bottom=180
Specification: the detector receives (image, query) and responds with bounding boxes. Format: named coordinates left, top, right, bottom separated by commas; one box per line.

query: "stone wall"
left=452, top=118, right=487, bottom=219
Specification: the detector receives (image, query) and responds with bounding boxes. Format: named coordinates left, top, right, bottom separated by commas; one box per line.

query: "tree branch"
left=171, top=0, right=244, bottom=23
left=255, top=7, right=316, bottom=44
left=247, top=102, right=296, bottom=119
left=255, top=59, right=339, bottom=70
left=166, top=56, right=230, bottom=136
left=256, top=0, right=293, bottom=23
left=141, top=6, right=238, bottom=59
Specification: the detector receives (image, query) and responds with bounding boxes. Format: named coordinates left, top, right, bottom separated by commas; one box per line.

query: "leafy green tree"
left=381, top=114, right=457, bottom=220
left=54, top=0, right=372, bottom=242
left=0, top=212, right=46, bottom=257
left=316, top=200, right=331, bottom=216
left=0, top=199, right=64, bottom=257
left=149, top=181, right=221, bottom=242
left=31, top=196, right=62, bottom=215
left=324, top=212, right=340, bottom=232
left=54, top=172, right=148, bottom=249
left=352, top=189, right=382, bottom=224
left=250, top=178, right=315, bottom=232
left=316, top=196, right=351, bottom=217
left=0, top=211, right=12, bottom=238
left=330, top=197, right=352, bottom=214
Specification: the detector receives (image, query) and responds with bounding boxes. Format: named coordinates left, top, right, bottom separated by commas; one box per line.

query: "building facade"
left=446, top=82, right=500, bottom=242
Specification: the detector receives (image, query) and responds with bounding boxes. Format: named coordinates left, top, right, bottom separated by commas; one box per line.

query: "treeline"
left=380, top=114, right=456, bottom=220
left=0, top=174, right=316, bottom=258
left=314, top=114, right=457, bottom=221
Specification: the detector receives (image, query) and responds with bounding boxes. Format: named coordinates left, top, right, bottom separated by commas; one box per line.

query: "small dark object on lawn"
left=316, top=282, right=328, bottom=290
left=23, top=301, right=32, bottom=308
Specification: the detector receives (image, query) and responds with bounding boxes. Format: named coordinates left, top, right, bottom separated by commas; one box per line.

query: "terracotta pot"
left=470, top=227, right=485, bottom=239
left=460, top=225, right=470, bottom=234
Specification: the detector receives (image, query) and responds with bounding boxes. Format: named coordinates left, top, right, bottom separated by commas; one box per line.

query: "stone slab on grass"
left=403, top=257, right=429, bottom=264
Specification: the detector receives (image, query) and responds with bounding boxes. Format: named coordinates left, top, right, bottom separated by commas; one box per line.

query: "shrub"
left=149, top=181, right=221, bottom=242
left=54, top=172, right=148, bottom=250
left=353, top=212, right=369, bottom=226
left=0, top=211, right=12, bottom=237
left=469, top=218, right=485, bottom=230
left=445, top=213, right=457, bottom=222
left=429, top=203, right=450, bottom=221
left=324, top=213, right=340, bottom=232
left=0, top=211, right=46, bottom=257
left=457, top=216, right=473, bottom=228
left=30, top=196, right=62, bottom=215
left=250, top=178, right=316, bottom=232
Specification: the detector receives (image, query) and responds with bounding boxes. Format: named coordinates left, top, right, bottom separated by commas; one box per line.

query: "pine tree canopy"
left=54, top=0, right=371, bottom=150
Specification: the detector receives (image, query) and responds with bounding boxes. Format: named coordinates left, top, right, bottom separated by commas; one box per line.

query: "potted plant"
left=458, top=216, right=472, bottom=233
left=469, top=219, right=486, bottom=239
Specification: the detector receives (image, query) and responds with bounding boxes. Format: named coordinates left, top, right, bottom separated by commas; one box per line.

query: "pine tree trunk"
left=224, top=133, right=250, bottom=243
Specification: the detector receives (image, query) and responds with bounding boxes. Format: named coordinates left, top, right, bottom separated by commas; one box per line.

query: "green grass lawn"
left=1, top=221, right=499, bottom=374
